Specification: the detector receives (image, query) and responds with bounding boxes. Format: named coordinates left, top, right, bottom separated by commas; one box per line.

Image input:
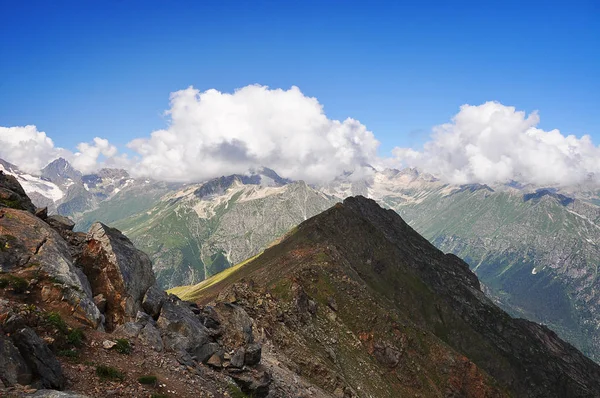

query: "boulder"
left=214, top=303, right=254, bottom=346
left=0, top=208, right=102, bottom=329
left=0, top=333, right=32, bottom=386
left=142, top=284, right=167, bottom=319
left=138, top=323, right=163, bottom=352
left=12, top=327, right=64, bottom=389
left=244, top=343, right=262, bottom=366
left=157, top=296, right=210, bottom=354
left=35, top=207, right=48, bottom=220
left=229, top=369, right=271, bottom=398
left=78, top=222, right=155, bottom=330
left=230, top=347, right=246, bottom=368
left=113, top=322, right=143, bottom=338
left=0, top=172, right=36, bottom=213
left=195, top=342, right=220, bottom=363
left=45, top=215, right=75, bottom=233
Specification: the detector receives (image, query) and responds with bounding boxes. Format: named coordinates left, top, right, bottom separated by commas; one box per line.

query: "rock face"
left=77, top=223, right=156, bottom=330
left=0, top=333, right=32, bottom=386
left=0, top=204, right=102, bottom=329
left=12, top=327, right=64, bottom=389
left=0, top=171, right=36, bottom=213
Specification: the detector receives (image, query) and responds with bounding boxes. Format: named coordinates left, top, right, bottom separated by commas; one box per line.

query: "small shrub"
left=0, top=199, right=23, bottom=209
left=9, top=276, right=28, bottom=293
left=96, top=365, right=125, bottom=381
left=83, top=360, right=95, bottom=366
left=67, top=328, right=85, bottom=347
left=151, top=394, right=169, bottom=398
left=138, top=375, right=158, bottom=386
left=228, top=385, right=249, bottom=398
left=0, top=278, right=8, bottom=288
left=58, top=349, right=79, bottom=359
left=46, top=312, right=68, bottom=333
left=114, top=338, right=132, bottom=354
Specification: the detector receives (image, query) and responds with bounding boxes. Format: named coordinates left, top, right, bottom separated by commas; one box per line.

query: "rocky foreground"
left=0, top=171, right=278, bottom=397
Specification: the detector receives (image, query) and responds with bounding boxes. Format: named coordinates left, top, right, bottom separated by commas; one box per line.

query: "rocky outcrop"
left=0, top=333, right=32, bottom=386
left=12, top=327, right=64, bottom=389
left=77, top=223, right=155, bottom=330
left=0, top=171, right=36, bottom=213
left=0, top=207, right=103, bottom=329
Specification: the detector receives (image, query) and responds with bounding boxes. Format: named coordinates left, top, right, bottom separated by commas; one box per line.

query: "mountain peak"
left=42, top=157, right=82, bottom=184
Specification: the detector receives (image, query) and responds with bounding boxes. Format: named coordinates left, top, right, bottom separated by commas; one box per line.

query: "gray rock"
left=142, top=284, right=167, bottom=319
left=194, top=342, right=220, bottom=363
left=35, top=207, right=48, bottom=220
left=0, top=172, right=36, bottom=213
left=78, top=222, right=156, bottom=330
left=215, top=303, right=254, bottom=345
left=12, top=327, right=64, bottom=389
left=138, top=323, right=163, bottom=352
left=113, top=322, right=143, bottom=338
left=0, top=333, right=32, bottom=386
left=45, top=215, right=75, bottom=233
left=244, top=343, right=262, bottom=366
left=229, top=369, right=271, bottom=398
left=230, top=347, right=246, bottom=368
left=157, top=296, right=209, bottom=354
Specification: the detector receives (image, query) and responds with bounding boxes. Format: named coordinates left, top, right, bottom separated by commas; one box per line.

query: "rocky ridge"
left=0, top=170, right=276, bottom=397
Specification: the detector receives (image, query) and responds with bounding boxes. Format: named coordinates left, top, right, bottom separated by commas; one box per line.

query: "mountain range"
left=3, top=171, right=600, bottom=397
left=2, top=157, right=600, bottom=364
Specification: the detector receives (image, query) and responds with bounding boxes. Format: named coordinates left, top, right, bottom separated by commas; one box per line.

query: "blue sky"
left=0, top=0, right=599, bottom=180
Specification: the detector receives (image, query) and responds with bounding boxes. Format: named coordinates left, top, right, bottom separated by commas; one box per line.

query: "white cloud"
left=0, top=125, right=66, bottom=173
left=127, top=85, right=379, bottom=183
left=392, top=101, right=600, bottom=186
left=0, top=125, right=122, bottom=174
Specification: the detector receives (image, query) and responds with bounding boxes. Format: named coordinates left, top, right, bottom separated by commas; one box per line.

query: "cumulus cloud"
left=0, top=125, right=66, bottom=174
left=0, top=125, right=122, bottom=174
left=127, top=85, right=379, bottom=183
left=392, top=102, right=600, bottom=186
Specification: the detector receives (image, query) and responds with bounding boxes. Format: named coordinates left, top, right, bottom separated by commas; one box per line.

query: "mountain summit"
left=174, top=196, right=600, bottom=397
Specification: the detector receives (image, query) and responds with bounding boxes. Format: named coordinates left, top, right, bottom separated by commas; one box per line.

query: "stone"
left=214, top=303, right=254, bottom=345
left=102, top=340, right=117, bottom=349
left=230, top=347, right=246, bottom=368
left=12, top=327, right=64, bottom=389
left=229, top=369, right=271, bottom=398
left=194, top=342, right=220, bottom=363
left=175, top=350, right=195, bottom=367
left=113, top=322, right=142, bottom=338
left=0, top=333, right=32, bottom=386
left=156, top=295, right=210, bottom=354
left=45, top=215, right=76, bottom=233
left=77, top=222, right=156, bottom=331
left=142, top=284, right=167, bottom=319
left=138, top=323, right=163, bottom=352
left=0, top=172, right=36, bottom=213
left=0, top=207, right=102, bottom=329
left=244, top=343, right=262, bottom=366
left=35, top=207, right=48, bottom=220
left=206, top=352, right=223, bottom=368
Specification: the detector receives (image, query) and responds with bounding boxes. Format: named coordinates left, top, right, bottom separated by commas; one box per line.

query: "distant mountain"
left=112, top=171, right=337, bottom=289
left=171, top=196, right=600, bottom=397
left=5, top=156, right=600, bottom=363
